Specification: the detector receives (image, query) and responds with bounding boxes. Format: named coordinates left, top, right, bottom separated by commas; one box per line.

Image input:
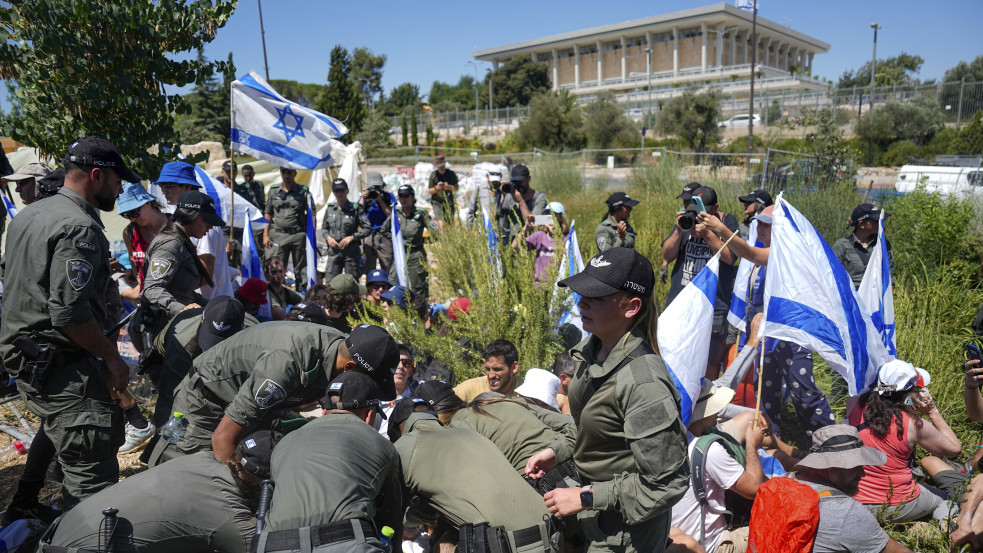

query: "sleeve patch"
left=254, top=378, right=288, bottom=408
left=148, top=258, right=173, bottom=280
left=75, top=239, right=98, bottom=253
left=66, top=259, right=94, bottom=291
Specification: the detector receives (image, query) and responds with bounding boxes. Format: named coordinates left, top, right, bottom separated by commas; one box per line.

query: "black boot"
left=1, top=479, right=59, bottom=525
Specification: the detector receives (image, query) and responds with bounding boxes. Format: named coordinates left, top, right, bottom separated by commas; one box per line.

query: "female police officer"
left=390, top=184, right=433, bottom=303
left=533, top=247, right=689, bottom=553
left=141, top=190, right=225, bottom=339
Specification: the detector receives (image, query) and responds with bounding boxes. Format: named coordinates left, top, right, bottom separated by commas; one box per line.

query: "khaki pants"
left=715, top=526, right=749, bottom=553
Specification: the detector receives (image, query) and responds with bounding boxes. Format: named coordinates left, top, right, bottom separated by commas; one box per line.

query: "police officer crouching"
left=255, top=371, right=403, bottom=553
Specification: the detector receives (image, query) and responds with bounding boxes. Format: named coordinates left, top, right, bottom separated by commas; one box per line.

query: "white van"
left=894, top=165, right=983, bottom=197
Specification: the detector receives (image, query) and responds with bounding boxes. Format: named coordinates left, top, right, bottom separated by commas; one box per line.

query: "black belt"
left=513, top=523, right=545, bottom=548
left=40, top=547, right=100, bottom=553
left=272, top=227, right=305, bottom=235
left=254, top=518, right=376, bottom=553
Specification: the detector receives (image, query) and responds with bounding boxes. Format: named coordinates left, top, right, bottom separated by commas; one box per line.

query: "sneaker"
left=118, top=422, right=155, bottom=453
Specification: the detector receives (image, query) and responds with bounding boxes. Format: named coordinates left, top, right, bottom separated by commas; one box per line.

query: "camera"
left=501, top=181, right=515, bottom=194
left=678, top=205, right=699, bottom=231
left=366, top=188, right=380, bottom=200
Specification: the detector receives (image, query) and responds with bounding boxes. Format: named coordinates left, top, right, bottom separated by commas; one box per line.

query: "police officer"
left=595, top=192, right=639, bottom=252
left=355, top=172, right=394, bottom=275
left=148, top=322, right=397, bottom=466
left=428, top=154, right=459, bottom=228
left=264, top=167, right=311, bottom=291
left=256, top=372, right=403, bottom=553
left=321, top=177, right=363, bottom=282
left=832, top=203, right=893, bottom=288
left=392, top=184, right=433, bottom=302
left=141, top=190, right=225, bottom=339
left=38, top=431, right=277, bottom=553
left=0, top=137, right=137, bottom=506
left=392, top=409, right=560, bottom=552
left=542, top=247, right=690, bottom=553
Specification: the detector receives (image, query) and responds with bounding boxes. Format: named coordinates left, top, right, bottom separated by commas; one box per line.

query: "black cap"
left=236, top=429, right=282, bottom=479
left=558, top=247, right=655, bottom=298
left=36, top=168, right=66, bottom=199
left=397, top=184, right=415, bottom=196
left=606, top=192, right=640, bottom=209
left=738, top=189, right=773, bottom=206
left=198, top=296, right=247, bottom=352
left=177, top=190, right=226, bottom=226
left=63, top=137, right=142, bottom=183
left=222, top=160, right=237, bottom=172
left=320, top=371, right=387, bottom=419
left=694, top=186, right=718, bottom=206
left=288, top=302, right=329, bottom=325
left=332, top=178, right=348, bottom=191
left=849, top=203, right=888, bottom=226
left=677, top=182, right=701, bottom=200
left=345, top=324, right=398, bottom=399
left=412, top=379, right=455, bottom=407
left=510, top=164, right=530, bottom=182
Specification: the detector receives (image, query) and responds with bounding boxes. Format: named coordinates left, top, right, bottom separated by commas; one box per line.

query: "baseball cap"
left=875, top=359, right=931, bottom=395
left=448, top=297, right=471, bottom=321
left=345, top=324, right=399, bottom=399
left=236, top=429, right=282, bottom=479
left=548, top=201, right=565, bottom=214
left=558, top=247, right=655, bottom=298
left=236, top=278, right=268, bottom=305
left=397, top=184, right=415, bottom=196
left=488, top=171, right=502, bottom=182
left=738, top=189, right=773, bottom=206
left=221, top=160, right=237, bottom=172
left=388, top=397, right=433, bottom=442
left=117, top=182, right=156, bottom=214
left=366, top=172, right=385, bottom=188
left=288, top=302, right=329, bottom=325
left=606, top=192, right=640, bottom=209
left=381, top=285, right=411, bottom=309
left=63, top=137, right=142, bottom=183
left=366, top=269, right=391, bottom=287
left=752, top=205, right=775, bottom=224
left=413, top=379, right=455, bottom=407
left=2, top=163, right=51, bottom=184
left=691, top=381, right=736, bottom=421
left=332, top=178, right=348, bottom=191
left=320, top=371, right=387, bottom=419
left=328, top=273, right=359, bottom=296
left=677, top=182, right=701, bottom=200
left=198, top=296, right=247, bottom=352
left=510, top=164, right=530, bottom=182
left=694, top=186, right=718, bottom=206
left=177, top=190, right=225, bottom=226
left=849, top=203, right=888, bottom=226
left=157, top=161, right=201, bottom=188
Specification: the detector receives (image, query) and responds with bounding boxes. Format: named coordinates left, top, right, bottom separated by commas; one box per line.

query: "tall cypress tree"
left=401, top=114, right=408, bottom=146
left=410, top=111, right=419, bottom=146
left=316, top=45, right=367, bottom=136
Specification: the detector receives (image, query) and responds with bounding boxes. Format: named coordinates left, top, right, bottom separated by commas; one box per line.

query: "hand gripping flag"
left=761, top=194, right=892, bottom=396
left=305, top=196, right=318, bottom=290
left=658, top=255, right=720, bottom=427
left=727, top=219, right=760, bottom=332
left=391, top=206, right=408, bottom=287
left=192, top=165, right=269, bottom=230
left=231, top=70, right=348, bottom=170
left=858, top=211, right=896, bottom=356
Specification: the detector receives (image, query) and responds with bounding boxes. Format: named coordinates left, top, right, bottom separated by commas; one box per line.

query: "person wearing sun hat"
left=538, top=247, right=689, bottom=553
left=117, top=181, right=168, bottom=295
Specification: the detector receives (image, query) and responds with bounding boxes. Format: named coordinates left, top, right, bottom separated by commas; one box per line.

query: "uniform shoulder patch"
left=66, top=259, right=94, bottom=291
left=254, top=378, right=288, bottom=408
left=75, top=239, right=98, bottom=253
left=148, top=258, right=173, bottom=280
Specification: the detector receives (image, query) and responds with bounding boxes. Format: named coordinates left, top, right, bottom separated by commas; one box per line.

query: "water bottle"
left=0, top=440, right=27, bottom=458
left=161, top=412, right=187, bottom=444
left=380, top=526, right=395, bottom=553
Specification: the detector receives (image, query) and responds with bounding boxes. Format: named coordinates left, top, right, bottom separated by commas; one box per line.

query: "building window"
left=538, top=53, right=550, bottom=62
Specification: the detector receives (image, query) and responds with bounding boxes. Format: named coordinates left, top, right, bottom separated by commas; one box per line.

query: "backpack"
left=746, top=476, right=846, bottom=553
left=689, top=430, right=749, bottom=546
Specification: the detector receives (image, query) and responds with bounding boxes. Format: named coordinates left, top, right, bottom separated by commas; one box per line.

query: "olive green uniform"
left=831, top=233, right=893, bottom=288
left=389, top=206, right=432, bottom=301
left=265, top=184, right=311, bottom=287
left=142, top=230, right=205, bottom=337
left=396, top=413, right=558, bottom=551
left=256, top=413, right=402, bottom=553
left=320, top=201, right=363, bottom=281
left=269, top=285, right=303, bottom=313
left=451, top=398, right=577, bottom=474
left=567, top=327, right=689, bottom=553
left=39, top=452, right=254, bottom=553
left=429, top=168, right=459, bottom=223
left=149, top=322, right=342, bottom=466
left=595, top=215, right=636, bottom=252
left=0, top=187, right=124, bottom=505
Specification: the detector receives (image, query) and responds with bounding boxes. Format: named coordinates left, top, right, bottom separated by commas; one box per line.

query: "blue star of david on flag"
left=273, top=105, right=305, bottom=143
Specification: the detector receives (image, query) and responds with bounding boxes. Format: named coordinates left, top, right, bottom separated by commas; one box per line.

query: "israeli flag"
left=658, top=255, right=720, bottom=427
left=554, top=220, right=585, bottom=332
left=231, top=70, right=347, bottom=170
left=391, top=208, right=408, bottom=287
left=238, top=217, right=273, bottom=321
left=1, top=191, right=18, bottom=219
left=305, top=196, right=318, bottom=290
left=727, top=220, right=760, bottom=332
left=858, top=212, right=896, bottom=356
left=761, top=194, right=892, bottom=396
left=192, top=165, right=268, bottom=230
left=481, top=205, right=501, bottom=273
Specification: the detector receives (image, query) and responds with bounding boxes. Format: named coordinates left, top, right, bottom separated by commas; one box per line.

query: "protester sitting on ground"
left=595, top=192, right=639, bottom=252
left=783, top=425, right=914, bottom=553
left=514, top=368, right=562, bottom=411
left=376, top=344, right=420, bottom=437
left=264, top=256, right=302, bottom=320
left=551, top=353, right=576, bottom=416
left=117, top=182, right=168, bottom=302
left=848, top=360, right=961, bottom=523
left=284, top=301, right=330, bottom=326
left=453, top=339, right=524, bottom=403
left=234, top=277, right=270, bottom=321
left=364, top=269, right=391, bottom=307
left=321, top=273, right=360, bottom=333
left=37, top=431, right=276, bottom=553
left=670, top=382, right=767, bottom=553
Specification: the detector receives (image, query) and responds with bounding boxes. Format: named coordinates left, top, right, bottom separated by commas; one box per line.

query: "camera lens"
left=501, top=182, right=514, bottom=194
left=678, top=212, right=696, bottom=231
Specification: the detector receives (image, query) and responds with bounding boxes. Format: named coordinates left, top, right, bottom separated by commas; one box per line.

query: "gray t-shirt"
left=803, top=481, right=890, bottom=553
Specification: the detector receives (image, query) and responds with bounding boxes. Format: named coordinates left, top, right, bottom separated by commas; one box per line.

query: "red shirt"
left=128, top=224, right=150, bottom=290
left=849, top=405, right=919, bottom=505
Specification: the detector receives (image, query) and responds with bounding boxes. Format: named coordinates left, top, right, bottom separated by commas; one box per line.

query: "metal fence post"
left=761, top=148, right=770, bottom=188
left=957, top=77, right=966, bottom=126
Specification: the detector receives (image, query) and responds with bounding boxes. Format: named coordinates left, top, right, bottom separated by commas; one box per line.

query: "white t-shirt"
left=376, top=388, right=414, bottom=437
left=194, top=227, right=234, bottom=300
left=671, top=433, right=745, bottom=552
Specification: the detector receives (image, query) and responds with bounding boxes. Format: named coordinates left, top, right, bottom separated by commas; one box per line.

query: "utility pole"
left=869, top=23, right=881, bottom=115
left=257, top=0, right=270, bottom=80
left=747, top=0, right=757, bottom=153
left=646, top=48, right=653, bottom=118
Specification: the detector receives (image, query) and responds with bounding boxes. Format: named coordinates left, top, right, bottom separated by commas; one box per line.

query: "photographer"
left=428, top=154, right=459, bottom=228
left=498, top=164, right=548, bottom=245
left=356, top=171, right=394, bottom=276
left=661, top=185, right=738, bottom=379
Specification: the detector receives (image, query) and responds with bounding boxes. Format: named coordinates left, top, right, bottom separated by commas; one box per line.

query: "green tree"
left=940, top=56, right=983, bottom=118
left=837, top=52, right=925, bottom=89
left=802, top=107, right=849, bottom=188
left=514, top=90, right=584, bottom=151
left=269, top=80, right=328, bottom=106
left=854, top=95, right=941, bottom=161
left=410, top=111, right=419, bottom=146
left=401, top=114, right=408, bottom=147
left=0, top=0, right=236, bottom=177
left=315, top=45, right=367, bottom=137
left=173, top=50, right=236, bottom=146
left=350, top=47, right=386, bottom=106
left=384, top=82, right=420, bottom=116
left=353, top=111, right=394, bottom=156
left=429, top=75, right=477, bottom=109
left=655, top=89, right=722, bottom=152
left=583, top=91, right=636, bottom=150
left=482, top=58, right=550, bottom=108
left=951, top=110, right=983, bottom=155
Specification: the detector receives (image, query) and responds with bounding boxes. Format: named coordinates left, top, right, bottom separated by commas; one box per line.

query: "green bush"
left=882, top=185, right=979, bottom=273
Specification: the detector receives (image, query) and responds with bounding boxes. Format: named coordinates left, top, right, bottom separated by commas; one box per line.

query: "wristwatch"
left=580, top=485, right=594, bottom=510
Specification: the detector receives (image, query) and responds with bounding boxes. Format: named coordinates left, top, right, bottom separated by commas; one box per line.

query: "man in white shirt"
left=195, top=226, right=233, bottom=299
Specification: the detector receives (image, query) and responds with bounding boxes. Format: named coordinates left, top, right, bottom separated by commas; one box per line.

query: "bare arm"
left=729, top=418, right=767, bottom=500
left=910, top=390, right=962, bottom=457
left=880, top=537, right=914, bottom=553
left=62, top=319, right=128, bottom=392
left=952, top=474, right=983, bottom=552
left=698, top=213, right=770, bottom=266
left=694, top=222, right=735, bottom=265
left=661, top=212, right=685, bottom=262
left=965, top=360, right=983, bottom=422
left=212, top=415, right=250, bottom=463
left=198, top=253, right=215, bottom=281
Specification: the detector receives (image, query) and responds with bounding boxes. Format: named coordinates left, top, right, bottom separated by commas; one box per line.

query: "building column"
left=493, top=60, right=499, bottom=70
left=646, top=31, right=652, bottom=76
left=701, top=22, right=707, bottom=72
left=789, top=47, right=798, bottom=72
left=551, top=48, right=558, bottom=90
left=620, top=36, right=627, bottom=83
left=765, top=38, right=773, bottom=67
left=715, top=24, right=725, bottom=68
left=743, top=34, right=749, bottom=64
left=596, top=40, right=603, bottom=83
left=574, top=45, right=580, bottom=87
left=672, top=26, right=679, bottom=76
left=731, top=31, right=737, bottom=66
left=530, top=52, right=536, bottom=62
left=807, top=52, right=814, bottom=74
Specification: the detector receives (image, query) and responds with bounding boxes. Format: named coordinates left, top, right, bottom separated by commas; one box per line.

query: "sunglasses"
left=121, top=208, right=141, bottom=220
left=398, top=194, right=412, bottom=198
left=399, top=358, right=414, bottom=367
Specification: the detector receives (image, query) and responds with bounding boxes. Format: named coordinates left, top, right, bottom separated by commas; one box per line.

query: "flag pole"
left=753, top=332, right=766, bottom=425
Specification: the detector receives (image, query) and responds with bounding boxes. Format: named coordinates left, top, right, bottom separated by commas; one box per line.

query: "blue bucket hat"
left=380, top=285, right=410, bottom=309
left=366, top=269, right=391, bottom=288
left=117, top=182, right=156, bottom=214
left=156, top=161, right=201, bottom=188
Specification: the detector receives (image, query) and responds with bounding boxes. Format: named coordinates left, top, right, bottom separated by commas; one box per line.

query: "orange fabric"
left=746, top=478, right=820, bottom=553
